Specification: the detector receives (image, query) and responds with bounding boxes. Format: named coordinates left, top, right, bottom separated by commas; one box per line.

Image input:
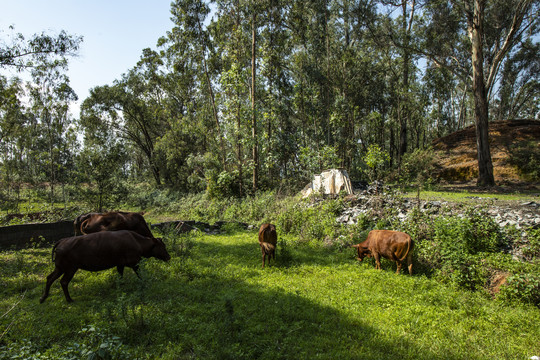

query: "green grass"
left=1, top=230, right=539, bottom=359
left=402, top=189, right=538, bottom=203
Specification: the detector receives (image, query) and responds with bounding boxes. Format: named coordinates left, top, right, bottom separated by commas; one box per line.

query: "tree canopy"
left=1, top=1, right=538, bottom=208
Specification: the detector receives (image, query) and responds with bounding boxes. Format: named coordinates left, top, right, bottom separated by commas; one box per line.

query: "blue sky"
left=1, top=0, right=174, bottom=117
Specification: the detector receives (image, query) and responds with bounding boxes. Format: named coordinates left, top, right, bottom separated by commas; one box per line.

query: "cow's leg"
left=116, top=265, right=125, bottom=277
left=262, top=252, right=266, bottom=268
left=407, top=253, right=413, bottom=275
left=130, top=264, right=141, bottom=279
left=40, top=267, right=63, bottom=303
left=395, top=261, right=402, bottom=274
left=260, top=245, right=265, bottom=268
left=59, top=269, right=77, bottom=303
left=373, top=253, right=381, bottom=270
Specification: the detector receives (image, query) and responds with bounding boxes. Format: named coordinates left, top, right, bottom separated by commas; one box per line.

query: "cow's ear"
left=152, top=237, right=165, bottom=246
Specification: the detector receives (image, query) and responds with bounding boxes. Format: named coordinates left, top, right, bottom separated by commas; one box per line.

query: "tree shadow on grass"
left=106, top=266, right=464, bottom=360
left=0, top=238, right=486, bottom=360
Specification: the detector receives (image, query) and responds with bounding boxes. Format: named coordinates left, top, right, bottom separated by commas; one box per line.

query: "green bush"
left=499, top=272, right=540, bottom=307
left=522, top=227, right=540, bottom=260
left=408, top=208, right=504, bottom=290
left=205, top=170, right=242, bottom=199
left=462, top=207, right=502, bottom=253
left=276, top=198, right=345, bottom=242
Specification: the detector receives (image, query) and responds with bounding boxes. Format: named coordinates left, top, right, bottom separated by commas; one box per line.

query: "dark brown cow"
left=80, top=211, right=154, bottom=238
left=73, top=212, right=100, bottom=235
left=40, top=230, right=170, bottom=303
left=258, top=223, right=277, bottom=268
left=351, top=230, right=414, bottom=275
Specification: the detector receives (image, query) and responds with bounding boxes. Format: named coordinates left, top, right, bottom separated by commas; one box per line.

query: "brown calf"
left=352, top=230, right=414, bottom=275
left=258, top=223, right=277, bottom=268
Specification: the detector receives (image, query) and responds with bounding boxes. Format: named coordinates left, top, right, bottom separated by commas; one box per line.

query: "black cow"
left=40, top=230, right=170, bottom=303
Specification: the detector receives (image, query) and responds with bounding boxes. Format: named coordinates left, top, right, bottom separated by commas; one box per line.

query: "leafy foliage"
left=363, top=144, right=390, bottom=182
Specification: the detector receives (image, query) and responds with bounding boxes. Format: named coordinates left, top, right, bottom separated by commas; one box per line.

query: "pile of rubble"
left=337, top=194, right=540, bottom=230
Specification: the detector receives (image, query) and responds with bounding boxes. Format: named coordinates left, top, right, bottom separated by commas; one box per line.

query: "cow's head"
left=150, top=237, right=171, bottom=261
left=351, top=243, right=371, bottom=261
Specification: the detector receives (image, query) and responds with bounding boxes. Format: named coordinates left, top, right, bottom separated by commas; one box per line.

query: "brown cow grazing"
left=73, top=212, right=100, bottom=235
left=39, top=230, right=170, bottom=303
left=351, top=230, right=414, bottom=275
left=258, top=223, right=277, bottom=268
left=80, top=211, right=154, bottom=238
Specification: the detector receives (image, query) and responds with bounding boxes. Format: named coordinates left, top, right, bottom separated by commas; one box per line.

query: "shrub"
left=462, top=207, right=502, bottom=253
left=499, top=272, right=540, bottom=308
left=399, top=147, right=439, bottom=189
left=410, top=208, right=504, bottom=290
left=522, top=227, right=540, bottom=260
left=275, top=198, right=344, bottom=242
left=363, top=144, right=390, bottom=182
left=206, top=170, right=242, bottom=199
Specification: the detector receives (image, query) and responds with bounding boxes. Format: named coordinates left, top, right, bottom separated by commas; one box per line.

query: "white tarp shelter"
left=301, top=169, right=353, bottom=198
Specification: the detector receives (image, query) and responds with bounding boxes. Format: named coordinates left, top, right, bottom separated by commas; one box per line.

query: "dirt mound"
left=432, top=120, right=540, bottom=185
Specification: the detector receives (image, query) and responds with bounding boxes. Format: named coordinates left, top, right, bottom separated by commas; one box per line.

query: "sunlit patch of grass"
left=402, top=190, right=536, bottom=202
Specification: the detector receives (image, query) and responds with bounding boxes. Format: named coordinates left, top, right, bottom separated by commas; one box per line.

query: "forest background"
left=1, top=0, right=539, bottom=212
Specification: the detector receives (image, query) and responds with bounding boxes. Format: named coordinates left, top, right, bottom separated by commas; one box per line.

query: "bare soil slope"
left=432, top=120, right=540, bottom=185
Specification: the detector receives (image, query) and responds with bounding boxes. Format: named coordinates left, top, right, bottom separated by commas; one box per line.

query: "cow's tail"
left=51, top=241, right=60, bottom=262
left=398, top=235, right=413, bottom=262
left=261, top=241, right=275, bottom=255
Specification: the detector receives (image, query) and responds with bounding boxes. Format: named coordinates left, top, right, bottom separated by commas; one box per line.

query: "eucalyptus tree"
left=329, top=0, right=384, bottom=170
left=0, top=27, right=81, bottom=71
left=166, top=0, right=227, bottom=165
left=0, top=76, right=26, bottom=209
left=210, top=0, right=254, bottom=195
left=495, top=39, right=539, bottom=120
left=78, top=112, right=128, bottom=211
left=27, top=66, right=77, bottom=202
left=286, top=0, right=338, bottom=173
left=1, top=26, right=81, bottom=203
left=419, top=0, right=539, bottom=186
left=258, top=0, right=296, bottom=186
left=376, top=0, right=422, bottom=167
left=80, top=55, right=167, bottom=186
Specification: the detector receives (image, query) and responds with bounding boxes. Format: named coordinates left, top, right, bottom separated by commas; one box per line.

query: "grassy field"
left=1, top=229, right=539, bottom=360
left=402, top=189, right=539, bottom=202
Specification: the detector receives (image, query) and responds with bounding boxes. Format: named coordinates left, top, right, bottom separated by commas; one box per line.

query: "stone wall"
left=0, top=221, right=73, bottom=250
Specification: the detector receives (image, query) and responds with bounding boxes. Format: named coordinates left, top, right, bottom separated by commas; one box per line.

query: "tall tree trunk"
left=252, top=12, right=258, bottom=192
left=467, top=0, right=495, bottom=187
left=398, top=0, right=415, bottom=167
left=197, top=15, right=226, bottom=166
left=325, top=0, right=331, bottom=146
